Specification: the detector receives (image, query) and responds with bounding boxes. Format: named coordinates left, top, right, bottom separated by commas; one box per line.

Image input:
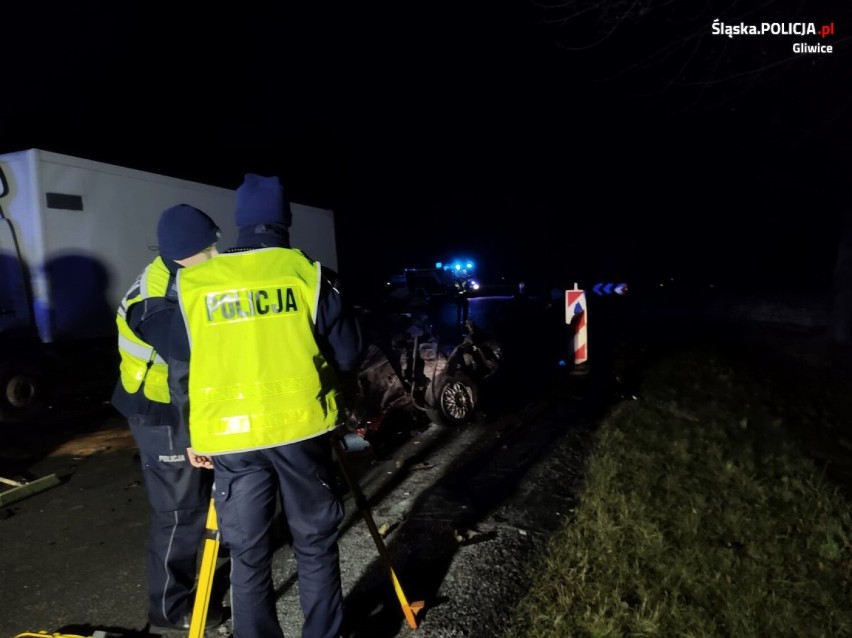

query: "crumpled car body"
left=349, top=315, right=502, bottom=438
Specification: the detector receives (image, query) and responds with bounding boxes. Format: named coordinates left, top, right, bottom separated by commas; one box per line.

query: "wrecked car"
left=348, top=311, right=502, bottom=439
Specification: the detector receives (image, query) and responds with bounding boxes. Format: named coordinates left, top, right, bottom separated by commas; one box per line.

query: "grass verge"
left=505, top=343, right=852, bottom=637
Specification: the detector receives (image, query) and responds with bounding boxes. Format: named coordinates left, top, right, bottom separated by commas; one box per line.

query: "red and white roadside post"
left=565, top=284, right=588, bottom=372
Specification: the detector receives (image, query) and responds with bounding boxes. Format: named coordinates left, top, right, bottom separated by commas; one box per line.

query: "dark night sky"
left=1, top=2, right=849, bottom=300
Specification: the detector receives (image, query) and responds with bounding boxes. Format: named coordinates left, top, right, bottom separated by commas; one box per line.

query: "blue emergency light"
left=440, top=259, right=476, bottom=275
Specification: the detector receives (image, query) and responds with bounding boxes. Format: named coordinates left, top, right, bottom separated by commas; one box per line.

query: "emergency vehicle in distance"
left=386, top=259, right=480, bottom=304
left=0, top=149, right=339, bottom=422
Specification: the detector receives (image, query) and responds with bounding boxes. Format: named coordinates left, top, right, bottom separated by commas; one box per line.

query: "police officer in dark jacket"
left=167, top=174, right=363, bottom=638
left=111, top=204, right=224, bottom=632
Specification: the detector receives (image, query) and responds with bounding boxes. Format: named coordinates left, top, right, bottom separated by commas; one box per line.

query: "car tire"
left=0, top=360, right=49, bottom=423
left=424, top=373, right=478, bottom=426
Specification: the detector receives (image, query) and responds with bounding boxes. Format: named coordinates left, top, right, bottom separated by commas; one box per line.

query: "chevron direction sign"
left=592, top=282, right=628, bottom=296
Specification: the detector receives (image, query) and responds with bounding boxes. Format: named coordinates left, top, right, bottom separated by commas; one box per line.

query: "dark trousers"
left=129, top=416, right=214, bottom=625
left=212, top=434, right=344, bottom=638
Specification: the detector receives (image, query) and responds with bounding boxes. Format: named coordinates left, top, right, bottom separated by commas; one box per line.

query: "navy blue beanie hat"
left=157, top=204, right=221, bottom=261
left=234, top=173, right=292, bottom=229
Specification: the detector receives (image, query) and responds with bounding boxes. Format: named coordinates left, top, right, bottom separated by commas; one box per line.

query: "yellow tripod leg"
left=188, top=498, right=220, bottom=638
left=332, top=436, right=425, bottom=629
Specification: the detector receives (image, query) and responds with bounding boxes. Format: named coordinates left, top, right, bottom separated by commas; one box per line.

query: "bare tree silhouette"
left=527, top=0, right=851, bottom=310
left=528, top=0, right=849, bottom=125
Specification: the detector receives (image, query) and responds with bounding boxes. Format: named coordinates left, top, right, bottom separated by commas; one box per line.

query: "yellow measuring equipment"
left=332, top=435, right=425, bottom=629
left=187, top=434, right=426, bottom=634
left=188, top=496, right=221, bottom=638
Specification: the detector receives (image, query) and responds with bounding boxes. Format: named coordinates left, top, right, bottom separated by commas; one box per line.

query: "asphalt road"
left=0, top=293, right=609, bottom=638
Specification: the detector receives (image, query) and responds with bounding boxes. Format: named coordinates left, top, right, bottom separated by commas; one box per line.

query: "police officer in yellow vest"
left=168, top=174, right=363, bottom=638
left=111, top=204, right=224, bottom=633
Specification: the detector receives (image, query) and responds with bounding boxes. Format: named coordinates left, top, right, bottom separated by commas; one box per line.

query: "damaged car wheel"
left=425, top=373, right=478, bottom=426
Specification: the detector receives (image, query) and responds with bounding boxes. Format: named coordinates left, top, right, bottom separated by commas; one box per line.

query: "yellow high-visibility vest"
left=176, top=248, right=340, bottom=455
left=116, top=257, right=171, bottom=403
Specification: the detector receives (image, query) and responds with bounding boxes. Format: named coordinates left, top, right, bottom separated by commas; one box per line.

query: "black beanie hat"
left=157, top=204, right=221, bottom=261
left=234, top=173, right=292, bottom=229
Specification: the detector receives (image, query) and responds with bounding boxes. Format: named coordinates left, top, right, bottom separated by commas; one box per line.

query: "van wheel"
left=424, top=373, right=478, bottom=426
left=0, top=362, right=48, bottom=423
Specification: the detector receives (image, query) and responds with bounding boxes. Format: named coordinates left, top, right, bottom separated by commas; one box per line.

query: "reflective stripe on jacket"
left=176, top=247, right=340, bottom=455
left=116, top=257, right=171, bottom=403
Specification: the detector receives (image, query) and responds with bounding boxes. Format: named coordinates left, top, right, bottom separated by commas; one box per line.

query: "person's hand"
left=187, top=447, right=214, bottom=469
